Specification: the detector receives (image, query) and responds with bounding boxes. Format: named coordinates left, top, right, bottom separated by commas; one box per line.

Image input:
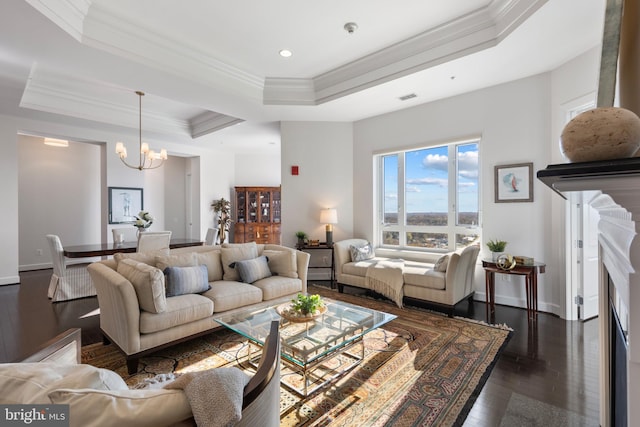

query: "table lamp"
left=320, top=208, right=338, bottom=246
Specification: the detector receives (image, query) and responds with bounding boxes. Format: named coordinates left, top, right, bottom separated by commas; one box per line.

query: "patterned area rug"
left=82, top=286, right=511, bottom=426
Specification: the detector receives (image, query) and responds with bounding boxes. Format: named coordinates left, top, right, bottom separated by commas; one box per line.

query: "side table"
left=482, top=259, right=546, bottom=320
left=296, top=243, right=335, bottom=289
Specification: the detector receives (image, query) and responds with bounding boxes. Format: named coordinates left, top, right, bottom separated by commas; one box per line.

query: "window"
left=378, top=140, right=480, bottom=251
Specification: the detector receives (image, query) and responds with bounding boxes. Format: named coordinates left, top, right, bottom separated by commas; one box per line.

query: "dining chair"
left=137, top=231, right=172, bottom=253
left=204, top=227, right=219, bottom=245
left=111, top=227, right=138, bottom=244
left=46, top=234, right=96, bottom=302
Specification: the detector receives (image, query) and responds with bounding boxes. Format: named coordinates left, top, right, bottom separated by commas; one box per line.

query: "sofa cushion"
left=195, top=249, right=223, bottom=281
left=155, top=252, right=198, bottom=271
left=233, top=255, right=271, bottom=284
left=342, top=258, right=385, bottom=277
left=434, top=254, right=450, bottom=272
left=113, top=249, right=170, bottom=268
left=252, top=276, right=303, bottom=301
left=263, top=249, right=298, bottom=278
left=220, top=242, right=259, bottom=281
left=164, top=265, right=210, bottom=297
left=117, top=259, right=167, bottom=314
left=0, top=363, right=127, bottom=404
left=140, top=294, right=214, bottom=334
left=403, top=264, right=446, bottom=290
left=48, top=388, right=192, bottom=427
left=201, top=282, right=263, bottom=313
left=349, top=241, right=375, bottom=262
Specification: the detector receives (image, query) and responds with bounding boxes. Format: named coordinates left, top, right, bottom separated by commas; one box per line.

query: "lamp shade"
left=320, top=208, right=338, bottom=224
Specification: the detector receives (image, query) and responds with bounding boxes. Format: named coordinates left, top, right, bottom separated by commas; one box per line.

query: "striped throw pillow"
left=233, top=256, right=272, bottom=284
left=164, top=265, right=210, bottom=297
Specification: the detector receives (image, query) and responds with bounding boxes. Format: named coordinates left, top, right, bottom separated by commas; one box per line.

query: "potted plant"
left=291, top=293, right=324, bottom=315
left=486, top=239, right=508, bottom=261
left=133, top=211, right=153, bottom=234
left=211, top=198, right=232, bottom=244
left=295, top=231, right=307, bottom=248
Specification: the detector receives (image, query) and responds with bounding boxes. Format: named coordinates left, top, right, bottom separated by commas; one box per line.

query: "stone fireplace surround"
left=538, top=157, right=640, bottom=427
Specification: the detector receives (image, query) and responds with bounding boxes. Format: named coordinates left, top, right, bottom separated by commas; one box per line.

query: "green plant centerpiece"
left=278, top=293, right=327, bottom=322
left=486, top=239, right=507, bottom=253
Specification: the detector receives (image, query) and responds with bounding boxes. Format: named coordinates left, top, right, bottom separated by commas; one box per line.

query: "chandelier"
left=115, top=91, right=167, bottom=170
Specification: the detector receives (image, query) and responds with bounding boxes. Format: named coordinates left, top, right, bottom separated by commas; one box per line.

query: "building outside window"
left=378, top=139, right=480, bottom=251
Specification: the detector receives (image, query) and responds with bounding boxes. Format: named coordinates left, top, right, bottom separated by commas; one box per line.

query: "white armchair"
left=205, top=228, right=219, bottom=245
left=111, top=227, right=138, bottom=243
left=46, top=234, right=95, bottom=302
left=137, top=231, right=172, bottom=252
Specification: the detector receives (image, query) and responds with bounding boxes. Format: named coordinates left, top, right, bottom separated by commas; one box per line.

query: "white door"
left=580, top=191, right=600, bottom=320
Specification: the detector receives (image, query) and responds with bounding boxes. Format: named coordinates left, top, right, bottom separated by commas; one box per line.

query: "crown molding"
left=28, top=0, right=547, bottom=107
left=24, top=0, right=93, bottom=42
left=20, top=69, right=191, bottom=136
left=264, top=0, right=548, bottom=105
left=81, top=3, right=264, bottom=99
left=263, top=78, right=316, bottom=106
left=189, top=112, right=244, bottom=139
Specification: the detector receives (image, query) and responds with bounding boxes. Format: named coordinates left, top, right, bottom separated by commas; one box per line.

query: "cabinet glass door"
left=236, top=190, right=246, bottom=224
left=260, top=191, right=271, bottom=223
left=273, top=190, right=281, bottom=223
left=248, top=191, right=258, bottom=223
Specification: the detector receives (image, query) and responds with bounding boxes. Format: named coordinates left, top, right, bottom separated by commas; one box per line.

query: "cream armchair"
left=1, top=324, right=281, bottom=427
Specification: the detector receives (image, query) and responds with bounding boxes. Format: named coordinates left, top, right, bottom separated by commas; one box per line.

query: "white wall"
left=235, top=153, right=281, bottom=186
left=18, top=135, right=102, bottom=270
left=164, top=156, right=187, bottom=239
left=280, top=122, right=354, bottom=249
left=0, top=117, right=19, bottom=285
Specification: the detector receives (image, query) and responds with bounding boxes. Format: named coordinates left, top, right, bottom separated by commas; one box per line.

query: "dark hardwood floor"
left=0, top=270, right=599, bottom=426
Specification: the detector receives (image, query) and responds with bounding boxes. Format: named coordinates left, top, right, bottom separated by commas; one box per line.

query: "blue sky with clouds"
left=384, top=143, right=478, bottom=214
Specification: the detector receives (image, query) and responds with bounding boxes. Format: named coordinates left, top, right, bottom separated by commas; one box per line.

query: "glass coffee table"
left=216, top=297, right=396, bottom=396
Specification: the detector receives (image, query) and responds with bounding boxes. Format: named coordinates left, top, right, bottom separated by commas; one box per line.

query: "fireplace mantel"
left=538, top=157, right=640, bottom=426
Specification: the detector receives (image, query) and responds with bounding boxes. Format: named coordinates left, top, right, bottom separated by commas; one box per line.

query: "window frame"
left=376, top=139, right=481, bottom=252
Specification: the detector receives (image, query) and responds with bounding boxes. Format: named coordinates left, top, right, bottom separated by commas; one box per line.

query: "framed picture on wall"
left=109, top=187, right=143, bottom=224
left=494, top=163, right=533, bottom=203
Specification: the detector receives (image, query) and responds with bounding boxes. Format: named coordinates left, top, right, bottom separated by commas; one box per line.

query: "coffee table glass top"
left=216, top=297, right=396, bottom=367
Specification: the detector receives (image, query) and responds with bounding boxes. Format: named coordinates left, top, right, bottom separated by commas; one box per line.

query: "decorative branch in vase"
left=211, top=198, right=232, bottom=244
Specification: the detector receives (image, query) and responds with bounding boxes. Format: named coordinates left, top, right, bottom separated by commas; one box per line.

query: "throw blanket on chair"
left=165, top=367, right=250, bottom=427
left=366, top=259, right=405, bottom=308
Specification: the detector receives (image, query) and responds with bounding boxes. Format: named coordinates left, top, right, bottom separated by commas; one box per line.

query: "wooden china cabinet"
left=233, top=186, right=281, bottom=244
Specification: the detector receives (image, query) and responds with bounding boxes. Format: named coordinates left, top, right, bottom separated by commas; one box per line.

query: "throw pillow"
left=350, top=242, right=375, bottom=262
left=117, top=259, right=166, bottom=314
left=164, top=265, right=210, bottom=297
left=220, top=242, right=259, bottom=280
left=155, top=252, right=198, bottom=271
left=48, top=388, right=192, bottom=427
left=232, top=256, right=272, bottom=284
left=434, top=254, right=450, bottom=272
left=195, top=249, right=224, bottom=282
left=263, top=249, right=298, bottom=278
left=0, top=363, right=127, bottom=404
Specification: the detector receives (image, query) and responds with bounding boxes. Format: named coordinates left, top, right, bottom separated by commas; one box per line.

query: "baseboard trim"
left=0, top=275, right=20, bottom=286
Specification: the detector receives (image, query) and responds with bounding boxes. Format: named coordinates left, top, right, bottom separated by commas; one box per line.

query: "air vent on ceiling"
left=399, top=93, right=417, bottom=101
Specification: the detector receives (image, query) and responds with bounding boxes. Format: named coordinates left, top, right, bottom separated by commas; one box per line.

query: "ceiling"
left=0, top=0, right=605, bottom=154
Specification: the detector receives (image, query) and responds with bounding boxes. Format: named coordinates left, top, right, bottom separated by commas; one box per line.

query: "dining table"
left=63, top=238, right=204, bottom=258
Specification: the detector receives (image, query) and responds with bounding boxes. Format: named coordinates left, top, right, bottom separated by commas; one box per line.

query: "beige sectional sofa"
left=88, top=242, right=309, bottom=374
left=334, top=239, right=479, bottom=316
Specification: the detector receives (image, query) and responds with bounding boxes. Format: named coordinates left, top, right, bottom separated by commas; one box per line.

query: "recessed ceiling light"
left=279, top=49, right=292, bottom=58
